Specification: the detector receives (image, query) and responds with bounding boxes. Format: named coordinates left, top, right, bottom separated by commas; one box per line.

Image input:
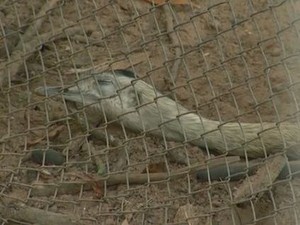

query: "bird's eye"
left=97, top=79, right=112, bottom=85
left=96, top=79, right=116, bottom=97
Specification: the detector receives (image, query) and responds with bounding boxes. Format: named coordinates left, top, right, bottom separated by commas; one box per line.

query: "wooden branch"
left=197, top=157, right=300, bottom=181
left=30, top=156, right=240, bottom=196
left=90, top=129, right=121, bottom=147
left=0, top=202, right=82, bottom=225
left=163, top=4, right=182, bottom=83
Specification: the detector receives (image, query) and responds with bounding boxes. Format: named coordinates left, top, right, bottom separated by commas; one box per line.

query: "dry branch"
left=90, top=129, right=121, bottom=147
left=197, top=157, right=300, bottom=181
left=0, top=202, right=81, bottom=225
left=163, top=4, right=182, bottom=82
left=66, top=51, right=149, bottom=75
left=30, top=156, right=240, bottom=196
left=84, top=140, right=107, bottom=175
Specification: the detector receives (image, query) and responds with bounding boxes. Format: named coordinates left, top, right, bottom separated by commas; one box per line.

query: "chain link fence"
left=0, top=0, right=300, bottom=224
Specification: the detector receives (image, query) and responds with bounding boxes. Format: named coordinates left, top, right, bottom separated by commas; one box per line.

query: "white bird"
left=35, top=70, right=300, bottom=159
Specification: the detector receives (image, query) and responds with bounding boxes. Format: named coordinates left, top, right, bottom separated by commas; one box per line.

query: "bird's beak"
left=34, top=86, right=100, bottom=105
left=35, top=86, right=63, bottom=97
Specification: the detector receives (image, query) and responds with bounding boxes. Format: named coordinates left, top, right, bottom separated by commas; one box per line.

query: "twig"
left=163, top=4, right=182, bottom=83
left=0, top=202, right=81, bottom=225
left=62, top=136, right=86, bottom=156
left=65, top=103, right=122, bottom=147
left=66, top=51, right=149, bottom=75
left=197, top=160, right=260, bottom=181
left=70, top=34, right=105, bottom=47
left=36, top=25, right=90, bottom=48
left=25, top=125, right=65, bottom=148
left=84, top=140, right=107, bottom=175
left=90, top=129, right=121, bottom=147
left=30, top=156, right=240, bottom=196
left=197, top=158, right=300, bottom=181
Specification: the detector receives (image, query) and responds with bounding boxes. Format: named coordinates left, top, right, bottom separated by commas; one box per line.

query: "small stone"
left=270, top=47, right=281, bottom=57
left=31, top=149, right=65, bottom=165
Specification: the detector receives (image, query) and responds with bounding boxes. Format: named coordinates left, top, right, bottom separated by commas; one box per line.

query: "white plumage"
left=35, top=70, right=300, bottom=159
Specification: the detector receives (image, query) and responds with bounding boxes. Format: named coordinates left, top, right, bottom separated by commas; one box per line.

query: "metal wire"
left=0, top=0, right=300, bottom=224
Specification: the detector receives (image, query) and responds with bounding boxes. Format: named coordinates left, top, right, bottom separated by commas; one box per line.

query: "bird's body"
left=35, top=70, right=300, bottom=159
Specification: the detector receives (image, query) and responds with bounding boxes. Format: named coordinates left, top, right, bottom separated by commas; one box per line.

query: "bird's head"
left=35, top=70, right=151, bottom=117
left=71, top=69, right=138, bottom=102
left=35, top=69, right=194, bottom=139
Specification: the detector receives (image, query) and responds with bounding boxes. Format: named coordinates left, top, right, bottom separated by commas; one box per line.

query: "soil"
left=0, top=0, right=300, bottom=224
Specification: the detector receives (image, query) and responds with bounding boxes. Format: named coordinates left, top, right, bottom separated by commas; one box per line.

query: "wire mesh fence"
left=0, top=0, right=300, bottom=224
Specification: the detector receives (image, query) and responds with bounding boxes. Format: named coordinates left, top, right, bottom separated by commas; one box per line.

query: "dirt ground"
left=1, top=0, right=300, bottom=224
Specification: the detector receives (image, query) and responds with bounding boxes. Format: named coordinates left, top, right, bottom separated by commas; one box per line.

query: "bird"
left=35, top=69, right=300, bottom=159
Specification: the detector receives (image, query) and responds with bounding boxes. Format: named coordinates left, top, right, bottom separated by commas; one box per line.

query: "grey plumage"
left=35, top=70, right=300, bottom=159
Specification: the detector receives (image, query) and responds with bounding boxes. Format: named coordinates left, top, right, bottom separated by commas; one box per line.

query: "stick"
left=90, top=129, right=121, bottom=147
left=0, top=202, right=81, bottom=225
left=197, top=158, right=300, bottom=181
left=30, top=156, right=240, bottom=196
left=86, top=140, right=107, bottom=175
left=163, top=4, right=182, bottom=83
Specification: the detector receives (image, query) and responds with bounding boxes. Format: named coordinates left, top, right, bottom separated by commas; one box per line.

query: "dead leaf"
left=91, top=182, right=103, bottom=199
left=174, top=203, right=200, bottom=225
left=25, top=125, right=65, bottom=147
left=69, top=172, right=104, bottom=198
left=26, top=136, right=45, bottom=147
left=142, top=162, right=167, bottom=173
left=121, top=219, right=129, bottom=225
left=48, top=125, right=65, bottom=140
